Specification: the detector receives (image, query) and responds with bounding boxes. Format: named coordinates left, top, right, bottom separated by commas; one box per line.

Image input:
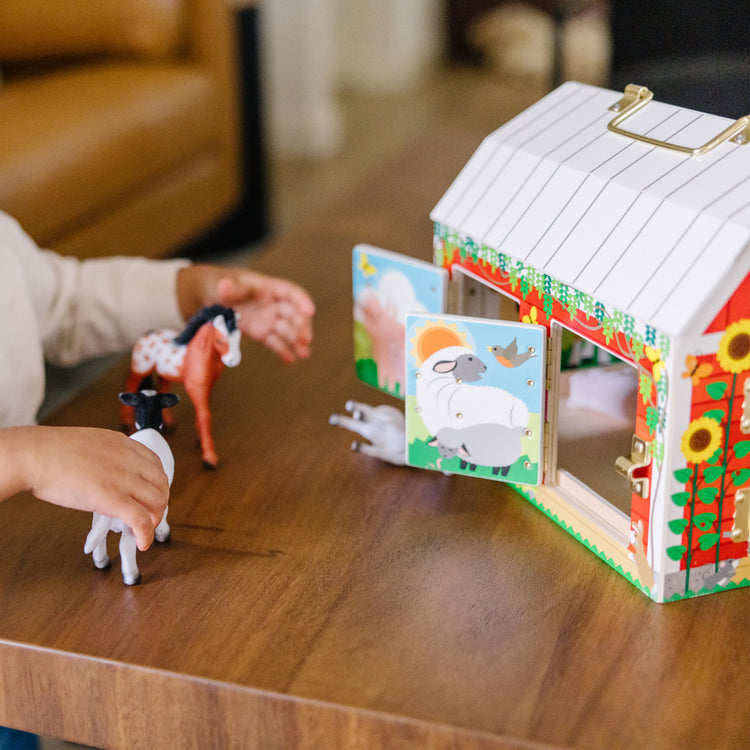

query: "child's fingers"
left=119, top=502, right=157, bottom=552
left=107, top=482, right=168, bottom=552
left=277, top=279, right=316, bottom=316
left=219, top=273, right=315, bottom=319
left=270, top=307, right=312, bottom=353
left=117, top=442, right=170, bottom=549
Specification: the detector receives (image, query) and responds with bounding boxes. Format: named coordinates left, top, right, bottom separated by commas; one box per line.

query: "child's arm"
left=176, top=265, right=315, bottom=363
left=0, top=426, right=169, bottom=551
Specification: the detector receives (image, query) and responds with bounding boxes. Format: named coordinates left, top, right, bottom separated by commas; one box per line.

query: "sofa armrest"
left=0, top=0, right=185, bottom=63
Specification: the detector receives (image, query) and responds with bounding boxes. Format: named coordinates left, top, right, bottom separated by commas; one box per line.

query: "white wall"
left=333, top=0, right=444, bottom=95
left=260, top=0, right=342, bottom=158
left=261, top=0, right=443, bottom=158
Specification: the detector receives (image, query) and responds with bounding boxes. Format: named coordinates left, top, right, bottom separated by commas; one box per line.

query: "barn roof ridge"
left=431, top=82, right=750, bottom=339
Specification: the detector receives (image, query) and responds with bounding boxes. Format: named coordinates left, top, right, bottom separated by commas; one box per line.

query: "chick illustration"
left=489, top=338, right=536, bottom=368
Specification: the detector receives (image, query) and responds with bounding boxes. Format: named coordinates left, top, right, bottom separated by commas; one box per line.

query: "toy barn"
left=347, top=82, right=750, bottom=603
left=430, top=81, right=750, bottom=602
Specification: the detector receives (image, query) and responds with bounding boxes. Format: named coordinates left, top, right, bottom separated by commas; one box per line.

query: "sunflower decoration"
left=716, top=319, right=750, bottom=374
left=680, top=416, right=723, bottom=465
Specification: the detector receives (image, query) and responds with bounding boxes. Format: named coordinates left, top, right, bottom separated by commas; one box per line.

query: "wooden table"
left=3, top=128, right=750, bottom=750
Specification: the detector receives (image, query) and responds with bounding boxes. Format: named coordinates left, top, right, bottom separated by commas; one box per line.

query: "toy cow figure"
left=85, top=390, right=179, bottom=585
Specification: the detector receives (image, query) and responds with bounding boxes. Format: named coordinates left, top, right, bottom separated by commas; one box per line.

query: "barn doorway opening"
left=553, top=325, right=638, bottom=521
left=452, top=266, right=520, bottom=321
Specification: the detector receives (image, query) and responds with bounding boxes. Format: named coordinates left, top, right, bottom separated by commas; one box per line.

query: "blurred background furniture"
left=609, top=0, right=750, bottom=118
left=0, top=0, right=266, bottom=260
left=448, top=0, right=749, bottom=118
left=447, top=0, right=605, bottom=87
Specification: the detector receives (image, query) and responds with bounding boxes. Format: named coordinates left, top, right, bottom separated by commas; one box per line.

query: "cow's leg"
left=89, top=513, right=111, bottom=569
left=92, top=542, right=110, bottom=569
left=118, top=528, right=141, bottom=585
left=155, top=506, right=170, bottom=543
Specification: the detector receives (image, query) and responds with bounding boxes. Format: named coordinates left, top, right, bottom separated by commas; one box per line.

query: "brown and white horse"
left=121, top=305, right=241, bottom=468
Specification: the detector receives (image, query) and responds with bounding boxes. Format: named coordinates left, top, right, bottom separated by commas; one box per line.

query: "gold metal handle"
left=607, top=84, right=750, bottom=156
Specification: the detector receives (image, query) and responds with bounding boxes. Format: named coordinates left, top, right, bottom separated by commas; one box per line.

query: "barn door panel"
left=352, top=245, right=448, bottom=399
left=404, top=312, right=546, bottom=485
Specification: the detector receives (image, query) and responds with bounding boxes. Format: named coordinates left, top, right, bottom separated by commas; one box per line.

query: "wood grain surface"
left=2, top=128, right=750, bottom=750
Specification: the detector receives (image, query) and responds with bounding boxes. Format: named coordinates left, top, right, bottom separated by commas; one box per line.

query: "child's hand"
left=216, top=270, right=315, bottom=362
left=0, top=426, right=169, bottom=551
left=178, top=265, right=315, bottom=363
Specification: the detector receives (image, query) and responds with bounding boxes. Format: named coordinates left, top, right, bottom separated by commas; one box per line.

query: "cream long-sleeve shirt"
left=0, top=211, right=188, bottom=427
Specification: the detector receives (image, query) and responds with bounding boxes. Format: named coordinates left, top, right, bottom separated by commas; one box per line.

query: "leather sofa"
left=0, top=0, right=247, bottom=259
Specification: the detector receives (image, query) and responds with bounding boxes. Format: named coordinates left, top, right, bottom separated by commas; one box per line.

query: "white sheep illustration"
left=415, top=345, right=529, bottom=437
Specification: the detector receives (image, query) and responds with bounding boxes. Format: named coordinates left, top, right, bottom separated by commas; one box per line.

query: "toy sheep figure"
left=329, top=400, right=406, bottom=465
left=84, top=390, right=179, bottom=585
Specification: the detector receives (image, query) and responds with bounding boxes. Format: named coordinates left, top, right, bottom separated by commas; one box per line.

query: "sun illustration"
left=680, top=416, right=723, bottom=465
left=410, top=319, right=470, bottom=366
left=717, top=319, right=750, bottom=374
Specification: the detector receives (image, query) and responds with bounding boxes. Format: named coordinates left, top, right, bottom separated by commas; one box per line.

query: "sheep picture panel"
left=405, top=313, right=546, bottom=485
left=353, top=244, right=448, bottom=398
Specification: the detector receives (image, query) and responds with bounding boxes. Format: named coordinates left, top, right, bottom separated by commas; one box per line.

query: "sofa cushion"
left=0, top=0, right=184, bottom=63
left=0, top=62, right=221, bottom=246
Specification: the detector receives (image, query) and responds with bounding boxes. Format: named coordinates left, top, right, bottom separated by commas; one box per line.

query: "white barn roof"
left=431, top=82, right=750, bottom=339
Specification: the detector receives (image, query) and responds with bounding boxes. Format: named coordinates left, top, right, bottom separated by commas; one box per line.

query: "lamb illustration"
left=415, top=345, right=529, bottom=437
left=428, top=422, right=526, bottom=475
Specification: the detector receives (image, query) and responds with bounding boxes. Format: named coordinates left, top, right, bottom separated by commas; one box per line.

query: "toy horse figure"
left=121, top=305, right=241, bottom=468
left=86, top=390, right=179, bottom=585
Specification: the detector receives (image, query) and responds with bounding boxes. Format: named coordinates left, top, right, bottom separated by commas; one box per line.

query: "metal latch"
left=732, top=489, right=750, bottom=543
left=615, top=435, right=650, bottom=498
left=741, top=378, right=750, bottom=434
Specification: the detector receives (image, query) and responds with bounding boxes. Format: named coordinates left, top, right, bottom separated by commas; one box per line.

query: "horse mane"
left=174, top=305, right=237, bottom=345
